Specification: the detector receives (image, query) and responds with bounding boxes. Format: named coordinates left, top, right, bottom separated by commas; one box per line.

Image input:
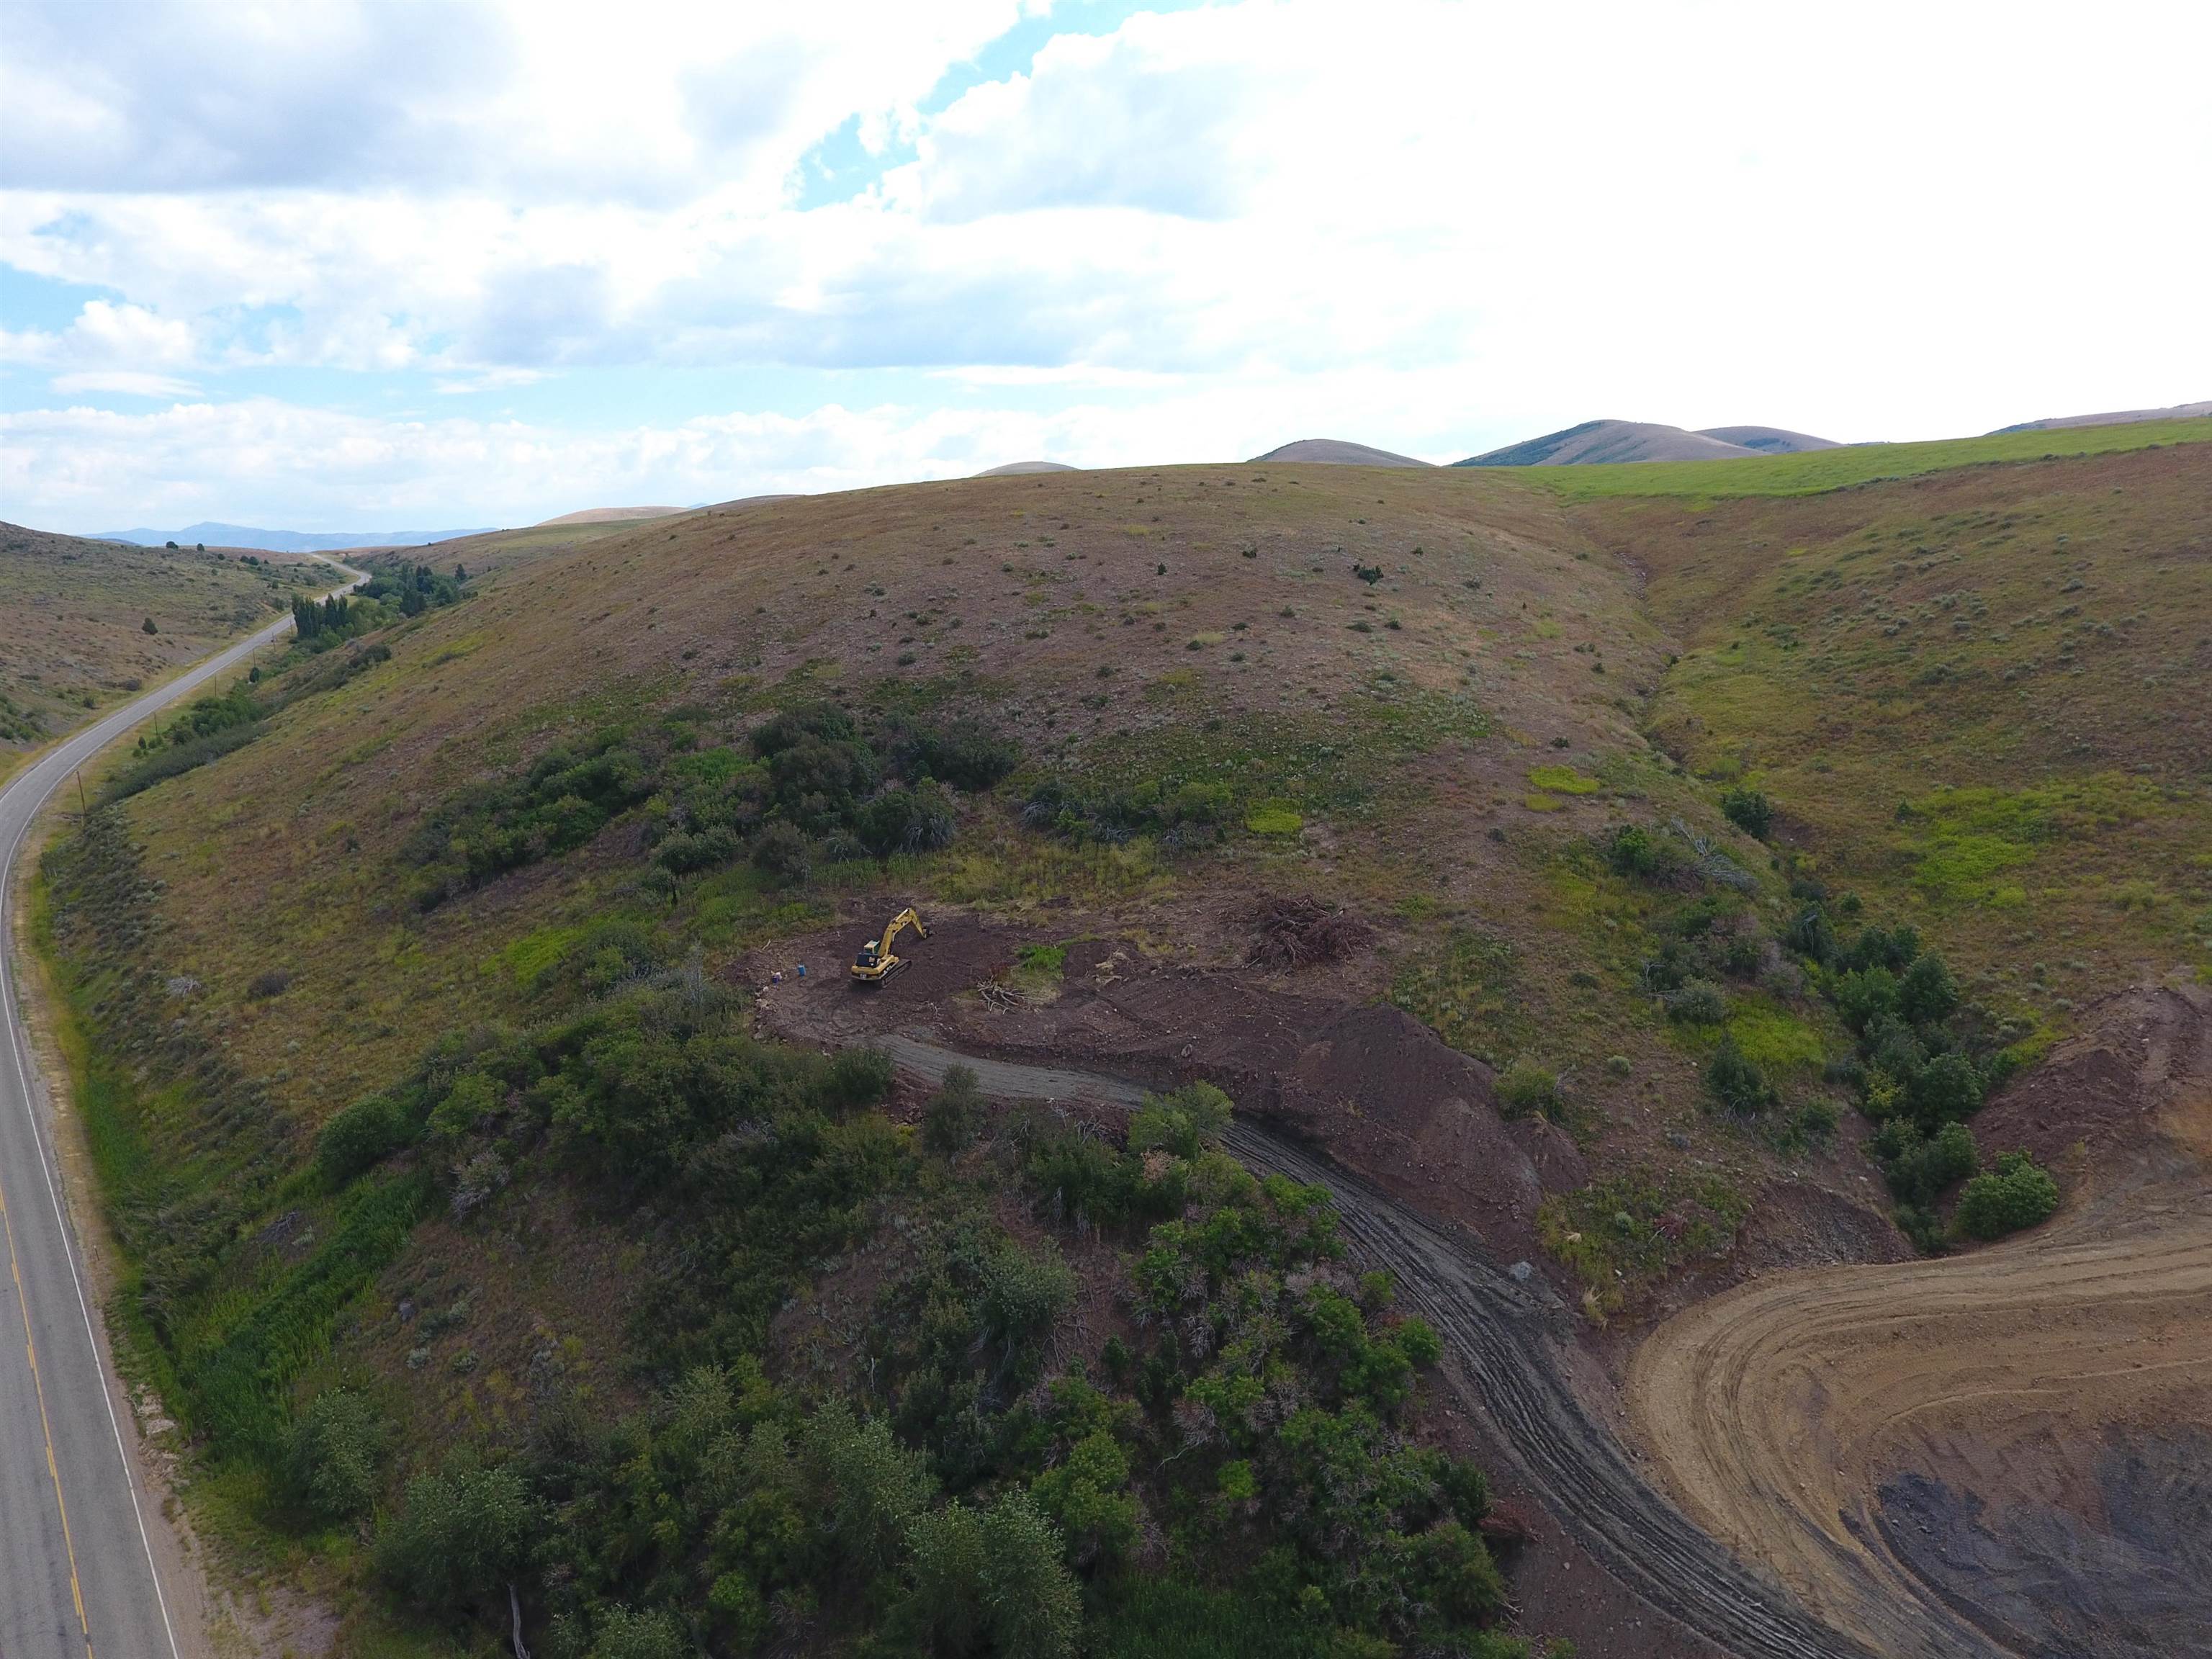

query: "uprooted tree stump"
left=1246, top=896, right=1372, bottom=969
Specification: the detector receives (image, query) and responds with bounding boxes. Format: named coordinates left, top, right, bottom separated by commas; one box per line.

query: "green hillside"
left=29, top=435, right=2211, bottom=1657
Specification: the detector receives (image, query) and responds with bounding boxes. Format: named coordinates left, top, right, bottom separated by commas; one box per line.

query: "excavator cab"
left=852, top=907, right=927, bottom=983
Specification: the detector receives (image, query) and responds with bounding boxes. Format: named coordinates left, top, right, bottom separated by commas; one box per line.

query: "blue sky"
left=2, top=0, right=2207, bottom=533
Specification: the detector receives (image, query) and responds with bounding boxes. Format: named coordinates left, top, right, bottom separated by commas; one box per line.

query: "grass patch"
left=1525, top=764, right=1601, bottom=795
left=1389, top=927, right=1531, bottom=1066
left=1244, top=801, right=1304, bottom=836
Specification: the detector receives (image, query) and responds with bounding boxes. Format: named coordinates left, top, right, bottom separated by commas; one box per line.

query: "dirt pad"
left=749, top=912, right=1583, bottom=1267
left=1628, top=980, right=2212, bottom=1659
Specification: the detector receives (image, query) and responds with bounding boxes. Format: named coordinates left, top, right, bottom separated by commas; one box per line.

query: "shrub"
left=1719, top=786, right=1773, bottom=840
left=374, top=1462, right=536, bottom=1614
left=903, top=718, right=1021, bottom=791
left=1898, top=951, right=1961, bottom=1025
left=1907, top=1051, right=1984, bottom=1125
left=857, top=779, right=957, bottom=857
left=1955, top=1150, right=2059, bottom=1239
left=1128, top=1082, right=1233, bottom=1157
left=1783, top=904, right=1838, bottom=966
left=1495, top=1061, right=1560, bottom=1120
left=1833, top=966, right=1899, bottom=1033
left=751, top=821, right=811, bottom=885
left=1706, top=1035, right=1776, bottom=1115
left=1605, top=824, right=1665, bottom=880
left=922, top=1065, right=987, bottom=1156
left=588, top=1607, right=689, bottom=1659
left=1875, top=1119, right=1977, bottom=1208
left=285, top=1390, right=386, bottom=1524
left=315, top=1093, right=418, bottom=1186
left=1665, top=980, right=1730, bottom=1025
left=804, top=1402, right=936, bottom=1578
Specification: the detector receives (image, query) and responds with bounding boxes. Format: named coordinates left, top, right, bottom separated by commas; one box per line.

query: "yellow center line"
left=1, top=1176, right=96, bottom=1659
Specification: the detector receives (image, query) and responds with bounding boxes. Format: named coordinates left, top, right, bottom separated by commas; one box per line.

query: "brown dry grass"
left=1, top=521, right=325, bottom=758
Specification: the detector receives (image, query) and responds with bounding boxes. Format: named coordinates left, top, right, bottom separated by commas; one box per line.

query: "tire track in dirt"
left=1628, top=984, right=2212, bottom=1659
left=1627, top=1192, right=2212, bottom=1659
left=875, top=1035, right=1869, bottom=1659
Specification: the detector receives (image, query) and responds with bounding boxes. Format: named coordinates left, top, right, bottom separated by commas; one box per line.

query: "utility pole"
left=76, top=770, right=88, bottom=818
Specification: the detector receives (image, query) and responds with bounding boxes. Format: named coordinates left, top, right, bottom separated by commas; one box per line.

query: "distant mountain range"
left=97, top=521, right=492, bottom=553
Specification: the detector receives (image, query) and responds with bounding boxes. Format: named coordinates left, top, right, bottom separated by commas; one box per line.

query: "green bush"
left=1719, top=786, right=1773, bottom=840
left=1898, top=951, right=1961, bottom=1025
left=1665, top=980, right=1730, bottom=1025
left=1128, top=1082, right=1233, bottom=1157
left=374, top=1462, right=537, bottom=1614
left=315, top=1092, right=417, bottom=1185
left=1874, top=1119, right=1977, bottom=1208
left=1494, top=1061, right=1560, bottom=1120
left=1955, top=1151, right=2059, bottom=1239
left=922, top=1065, right=987, bottom=1156
left=284, top=1389, right=387, bottom=1524
left=1706, top=1035, right=1776, bottom=1115
left=750, top=820, right=811, bottom=885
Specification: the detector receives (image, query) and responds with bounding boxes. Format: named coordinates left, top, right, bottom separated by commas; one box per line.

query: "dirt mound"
left=1973, top=981, right=2212, bottom=1174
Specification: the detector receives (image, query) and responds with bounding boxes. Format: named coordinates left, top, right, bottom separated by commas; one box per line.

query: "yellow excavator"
left=851, top=907, right=927, bottom=984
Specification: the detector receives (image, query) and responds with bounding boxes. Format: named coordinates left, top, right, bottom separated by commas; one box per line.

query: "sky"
left=1, top=0, right=2208, bottom=534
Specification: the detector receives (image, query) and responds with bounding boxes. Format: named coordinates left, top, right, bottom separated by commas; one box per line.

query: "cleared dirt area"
left=1629, top=981, right=2212, bottom=1659
left=750, top=909, right=1586, bottom=1267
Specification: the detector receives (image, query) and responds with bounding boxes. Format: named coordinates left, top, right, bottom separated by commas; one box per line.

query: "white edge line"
left=0, top=559, right=360, bottom=1659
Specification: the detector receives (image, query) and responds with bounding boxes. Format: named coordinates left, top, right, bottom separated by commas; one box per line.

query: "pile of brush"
left=1245, top=895, right=1372, bottom=968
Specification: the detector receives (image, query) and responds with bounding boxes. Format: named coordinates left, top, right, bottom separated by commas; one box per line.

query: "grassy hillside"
left=1, top=522, right=328, bottom=769
left=32, top=438, right=2210, bottom=1656
left=1525, top=413, right=2212, bottom=500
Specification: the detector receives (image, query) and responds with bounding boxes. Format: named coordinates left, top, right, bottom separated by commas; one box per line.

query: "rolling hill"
left=535, top=505, right=685, bottom=526
left=0, top=521, right=326, bottom=768
left=976, top=459, right=1079, bottom=475
left=1247, top=438, right=1432, bottom=466
left=25, top=414, right=2212, bottom=1658
left=1456, top=418, right=1840, bottom=467
left=1995, top=397, right=2212, bottom=433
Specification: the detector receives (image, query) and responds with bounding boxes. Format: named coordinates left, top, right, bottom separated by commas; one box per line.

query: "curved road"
left=873, top=1035, right=1879, bottom=1659
left=1, top=564, right=356, bottom=1658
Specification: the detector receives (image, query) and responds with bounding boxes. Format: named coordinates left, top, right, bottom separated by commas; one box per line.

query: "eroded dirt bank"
left=1629, top=982, right=2212, bottom=1659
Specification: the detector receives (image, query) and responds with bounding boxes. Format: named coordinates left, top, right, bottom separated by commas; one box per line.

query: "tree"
left=142, top=616, right=158, bottom=634
left=803, top=1401, right=935, bottom=1579
left=981, top=1492, right=1081, bottom=1659
left=751, top=821, right=811, bottom=886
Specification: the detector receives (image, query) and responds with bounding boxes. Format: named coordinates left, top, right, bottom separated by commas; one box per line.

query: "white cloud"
left=3, top=0, right=2210, bottom=527
left=49, top=370, right=199, bottom=397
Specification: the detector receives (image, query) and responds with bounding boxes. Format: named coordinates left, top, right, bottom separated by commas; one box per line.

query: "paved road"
left=1, top=567, right=355, bottom=1658
left=876, top=1033, right=1879, bottom=1659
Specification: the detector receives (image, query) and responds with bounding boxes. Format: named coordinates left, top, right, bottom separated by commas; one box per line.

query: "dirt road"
left=874, top=1035, right=1871, bottom=1659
